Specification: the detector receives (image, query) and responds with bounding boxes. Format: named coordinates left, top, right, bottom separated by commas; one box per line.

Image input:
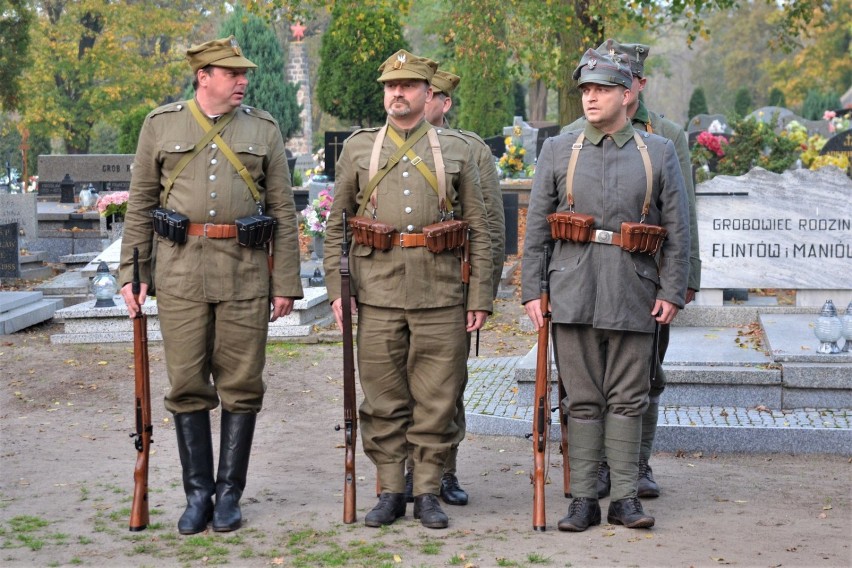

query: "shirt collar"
left=582, top=119, right=635, bottom=148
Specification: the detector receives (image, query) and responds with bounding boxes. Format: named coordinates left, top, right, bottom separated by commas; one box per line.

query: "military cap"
left=572, top=48, right=633, bottom=89
left=597, top=38, right=649, bottom=77
left=377, top=49, right=437, bottom=83
left=431, top=70, right=461, bottom=96
left=186, top=36, right=257, bottom=73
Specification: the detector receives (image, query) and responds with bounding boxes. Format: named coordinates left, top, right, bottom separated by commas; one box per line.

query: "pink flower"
left=823, top=110, right=836, bottom=121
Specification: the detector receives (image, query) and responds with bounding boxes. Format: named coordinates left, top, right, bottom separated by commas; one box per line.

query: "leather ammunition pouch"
left=422, top=219, right=469, bottom=254
left=546, top=211, right=594, bottom=243
left=235, top=214, right=276, bottom=248
left=348, top=215, right=396, bottom=251
left=152, top=208, right=189, bottom=244
left=620, top=222, right=667, bottom=255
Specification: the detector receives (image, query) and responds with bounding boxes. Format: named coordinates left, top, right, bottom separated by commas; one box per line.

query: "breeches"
left=157, top=290, right=270, bottom=414
left=356, top=303, right=467, bottom=495
left=552, top=323, right=652, bottom=420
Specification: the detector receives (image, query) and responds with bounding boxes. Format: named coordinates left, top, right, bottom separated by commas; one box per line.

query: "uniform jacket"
left=118, top=100, right=304, bottom=302
left=452, top=124, right=506, bottom=298
left=522, top=121, right=690, bottom=333
left=563, top=100, right=701, bottom=290
left=323, top=119, right=493, bottom=313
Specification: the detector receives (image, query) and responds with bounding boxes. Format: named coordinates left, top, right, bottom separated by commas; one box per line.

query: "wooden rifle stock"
left=129, top=247, right=153, bottom=532
left=532, top=245, right=552, bottom=531
left=339, top=210, right=358, bottom=523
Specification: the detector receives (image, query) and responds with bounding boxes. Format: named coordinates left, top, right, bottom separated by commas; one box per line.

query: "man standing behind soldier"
left=398, top=69, right=506, bottom=507
left=523, top=48, right=689, bottom=532
left=119, top=36, right=303, bottom=535
left=323, top=50, right=492, bottom=529
left=562, top=39, right=702, bottom=499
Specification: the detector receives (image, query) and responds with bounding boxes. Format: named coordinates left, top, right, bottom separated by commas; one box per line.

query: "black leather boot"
left=607, top=497, right=655, bottom=528
left=557, top=497, right=601, bottom=532
left=212, top=410, right=256, bottom=532
left=365, top=493, right=406, bottom=527
left=596, top=460, right=611, bottom=499
left=404, top=469, right=414, bottom=503
left=414, top=494, right=449, bottom=529
left=440, top=473, right=469, bottom=506
left=637, top=457, right=660, bottom=498
left=174, top=411, right=215, bottom=535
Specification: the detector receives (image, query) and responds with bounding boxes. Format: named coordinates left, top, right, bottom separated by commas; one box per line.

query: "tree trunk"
left=528, top=80, right=548, bottom=122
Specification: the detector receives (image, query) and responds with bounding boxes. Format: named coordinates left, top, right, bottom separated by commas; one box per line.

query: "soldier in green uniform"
left=323, top=50, right=493, bottom=529
left=399, top=69, right=505, bottom=507
left=562, top=39, right=702, bottom=500
left=118, top=36, right=303, bottom=535
left=524, top=48, right=689, bottom=532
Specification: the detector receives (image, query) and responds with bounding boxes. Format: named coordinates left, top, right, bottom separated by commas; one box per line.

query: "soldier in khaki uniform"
left=562, top=39, right=702, bottom=499
left=323, top=50, right=492, bottom=529
left=523, top=48, right=689, bottom=532
left=400, top=69, right=505, bottom=507
left=119, top=36, right=303, bottom=535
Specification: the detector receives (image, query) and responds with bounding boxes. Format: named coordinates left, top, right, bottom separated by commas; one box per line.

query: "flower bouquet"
left=300, top=188, right=333, bottom=238
left=97, top=191, right=130, bottom=219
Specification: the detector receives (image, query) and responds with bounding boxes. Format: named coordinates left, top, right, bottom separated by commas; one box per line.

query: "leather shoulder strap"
left=564, top=132, right=585, bottom=211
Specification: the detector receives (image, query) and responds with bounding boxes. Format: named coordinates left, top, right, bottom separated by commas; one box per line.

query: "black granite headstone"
left=502, top=193, right=518, bottom=255
left=484, top=135, right=506, bottom=159
left=323, top=131, right=353, bottom=181
left=819, top=129, right=852, bottom=162
left=0, top=222, right=20, bottom=278
left=534, top=125, right=561, bottom=159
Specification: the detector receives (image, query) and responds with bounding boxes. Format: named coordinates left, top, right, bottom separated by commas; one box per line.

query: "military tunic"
left=119, top=100, right=304, bottom=414
left=323, top=118, right=492, bottom=496
left=521, top=122, right=689, bottom=418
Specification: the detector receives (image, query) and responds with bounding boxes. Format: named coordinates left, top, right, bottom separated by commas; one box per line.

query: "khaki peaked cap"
left=431, top=70, right=460, bottom=96
left=597, top=38, right=650, bottom=77
left=572, top=48, right=633, bottom=89
left=377, top=49, right=437, bottom=83
left=186, top=35, right=257, bottom=73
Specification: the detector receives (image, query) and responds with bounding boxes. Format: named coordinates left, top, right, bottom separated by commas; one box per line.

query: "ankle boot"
left=557, top=497, right=601, bottom=532
left=365, top=493, right=406, bottom=527
left=174, top=411, right=215, bottom=535
left=607, top=496, right=655, bottom=528
left=212, top=410, right=256, bottom=532
left=414, top=494, right=449, bottom=529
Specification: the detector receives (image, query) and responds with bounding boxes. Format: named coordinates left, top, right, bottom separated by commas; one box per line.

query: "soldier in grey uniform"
left=323, top=50, right=492, bottom=529
left=522, top=48, right=689, bottom=532
left=562, top=39, right=702, bottom=499
left=399, top=69, right=505, bottom=507
left=119, top=36, right=303, bottom=535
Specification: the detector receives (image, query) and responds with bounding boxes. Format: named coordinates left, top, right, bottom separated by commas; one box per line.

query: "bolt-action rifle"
left=129, top=247, right=153, bottom=532
left=338, top=210, right=358, bottom=523
left=532, top=244, right=552, bottom=531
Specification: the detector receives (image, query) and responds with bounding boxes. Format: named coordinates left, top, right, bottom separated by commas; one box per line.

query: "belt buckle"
left=593, top=230, right=613, bottom=244
left=203, top=223, right=214, bottom=238
left=398, top=232, right=408, bottom=248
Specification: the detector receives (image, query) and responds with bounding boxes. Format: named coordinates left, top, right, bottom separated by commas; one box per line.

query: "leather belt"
left=187, top=223, right=238, bottom=239
left=591, top=229, right=623, bottom=247
left=390, top=231, right=426, bottom=248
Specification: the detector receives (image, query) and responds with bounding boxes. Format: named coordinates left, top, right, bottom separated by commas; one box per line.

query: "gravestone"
left=323, top=131, right=354, bottom=181
left=747, top=106, right=797, bottom=132
left=695, top=167, right=852, bottom=307
left=0, top=193, right=37, bottom=249
left=532, top=122, right=561, bottom=159
left=483, top=135, right=506, bottom=159
left=37, top=154, right=134, bottom=198
left=819, top=129, right=852, bottom=165
left=502, top=116, right=553, bottom=165
left=0, top=222, right=20, bottom=279
left=779, top=115, right=832, bottom=138
left=686, top=114, right=730, bottom=134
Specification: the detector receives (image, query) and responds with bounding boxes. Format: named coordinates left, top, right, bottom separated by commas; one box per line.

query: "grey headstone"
left=747, top=106, right=797, bottom=132
left=37, top=154, right=134, bottom=197
left=0, top=193, right=37, bottom=248
left=686, top=113, right=730, bottom=134
left=696, top=167, right=852, bottom=290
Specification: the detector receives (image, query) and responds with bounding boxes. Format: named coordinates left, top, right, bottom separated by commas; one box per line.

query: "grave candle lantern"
left=92, top=261, right=117, bottom=308
left=814, top=299, right=842, bottom=354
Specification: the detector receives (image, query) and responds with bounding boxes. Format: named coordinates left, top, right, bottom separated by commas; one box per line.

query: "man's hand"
left=331, top=297, right=358, bottom=331
left=120, top=282, right=147, bottom=319
left=270, top=297, right=295, bottom=322
left=524, top=299, right=548, bottom=331
left=651, top=299, right=678, bottom=325
left=466, top=310, right=489, bottom=332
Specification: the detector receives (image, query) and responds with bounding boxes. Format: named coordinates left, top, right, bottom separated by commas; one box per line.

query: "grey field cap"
left=572, top=47, right=633, bottom=89
left=597, top=38, right=649, bottom=77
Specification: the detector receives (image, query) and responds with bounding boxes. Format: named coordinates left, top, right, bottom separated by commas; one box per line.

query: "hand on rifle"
left=466, top=310, right=489, bottom=332
left=524, top=299, right=549, bottom=331
left=651, top=299, right=678, bottom=325
left=120, top=282, right=148, bottom=319
left=331, top=297, right=358, bottom=331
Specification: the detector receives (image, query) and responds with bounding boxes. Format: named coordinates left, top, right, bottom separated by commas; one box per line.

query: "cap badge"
left=230, top=37, right=242, bottom=56
left=393, top=53, right=406, bottom=70
left=587, top=58, right=597, bottom=70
